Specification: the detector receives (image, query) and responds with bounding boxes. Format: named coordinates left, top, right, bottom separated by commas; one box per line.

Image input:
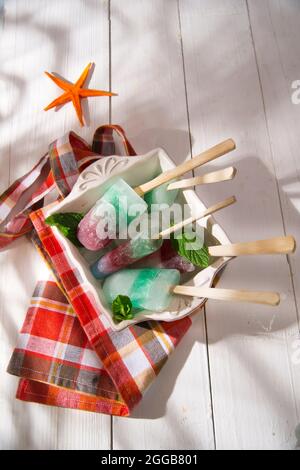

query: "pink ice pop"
left=91, top=235, right=163, bottom=279
left=77, top=178, right=148, bottom=251
left=77, top=213, right=111, bottom=251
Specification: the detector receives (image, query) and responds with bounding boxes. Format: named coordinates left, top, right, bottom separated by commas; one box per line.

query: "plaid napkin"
left=4, top=125, right=194, bottom=416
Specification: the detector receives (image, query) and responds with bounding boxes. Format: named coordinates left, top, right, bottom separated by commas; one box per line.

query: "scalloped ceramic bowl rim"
left=43, top=148, right=232, bottom=331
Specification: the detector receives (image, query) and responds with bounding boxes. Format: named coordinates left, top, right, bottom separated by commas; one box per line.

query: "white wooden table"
left=0, top=0, right=300, bottom=450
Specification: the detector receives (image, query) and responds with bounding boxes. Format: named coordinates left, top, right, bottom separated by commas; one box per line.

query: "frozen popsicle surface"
left=144, top=180, right=179, bottom=210
left=91, top=234, right=163, bottom=279
left=103, top=268, right=181, bottom=312
left=77, top=178, right=148, bottom=251
left=100, top=178, right=148, bottom=222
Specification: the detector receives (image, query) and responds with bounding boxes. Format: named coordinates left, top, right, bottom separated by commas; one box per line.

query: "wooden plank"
left=111, top=0, right=215, bottom=450
left=246, top=0, right=300, bottom=447
left=0, top=0, right=58, bottom=450
left=179, top=0, right=300, bottom=449
left=57, top=410, right=111, bottom=450
left=0, top=0, right=111, bottom=449
left=114, top=315, right=215, bottom=450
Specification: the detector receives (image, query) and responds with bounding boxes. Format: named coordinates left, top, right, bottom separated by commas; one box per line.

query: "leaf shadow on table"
left=0, top=72, right=26, bottom=123
left=0, top=7, right=74, bottom=449
left=192, top=154, right=300, bottom=341
left=131, top=153, right=300, bottom=424
left=128, top=127, right=192, bottom=165
left=0, top=8, right=71, bottom=121
left=198, top=155, right=300, bottom=444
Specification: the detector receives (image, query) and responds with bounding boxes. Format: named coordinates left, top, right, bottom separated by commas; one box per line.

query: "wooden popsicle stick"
left=167, top=166, right=237, bottom=190
left=134, top=138, right=236, bottom=196
left=157, top=195, right=236, bottom=239
left=208, top=235, right=296, bottom=257
left=173, top=285, right=280, bottom=307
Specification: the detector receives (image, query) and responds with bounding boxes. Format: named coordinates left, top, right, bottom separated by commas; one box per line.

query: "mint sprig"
left=45, top=212, right=84, bottom=247
left=171, top=232, right=210, bottom=268
left=112, top=295, right=133, bottom=322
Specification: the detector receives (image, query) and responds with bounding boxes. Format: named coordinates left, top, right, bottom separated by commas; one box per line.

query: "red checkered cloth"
left=5, top=125, right=194, bottom=416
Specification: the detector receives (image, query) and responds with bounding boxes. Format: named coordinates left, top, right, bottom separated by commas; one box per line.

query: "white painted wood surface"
left=0, top=0, right=299, bottom=450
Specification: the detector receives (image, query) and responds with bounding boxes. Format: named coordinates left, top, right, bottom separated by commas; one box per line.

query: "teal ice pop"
left=103, top=268, right=181, bottom=312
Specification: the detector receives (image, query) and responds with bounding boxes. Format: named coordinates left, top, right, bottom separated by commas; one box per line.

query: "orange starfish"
left=44, top=63, right=117, bottom=126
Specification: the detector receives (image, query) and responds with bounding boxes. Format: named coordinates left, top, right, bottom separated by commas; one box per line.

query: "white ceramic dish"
left=44, top=148, right=231, bottom=331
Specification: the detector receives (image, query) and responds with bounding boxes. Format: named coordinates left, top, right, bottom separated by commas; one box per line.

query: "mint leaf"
left=45, top=212, right=84, bottom=247
left=112, top=295, right=133, bottom=322
left=171, top=232, right=210, bottom=268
